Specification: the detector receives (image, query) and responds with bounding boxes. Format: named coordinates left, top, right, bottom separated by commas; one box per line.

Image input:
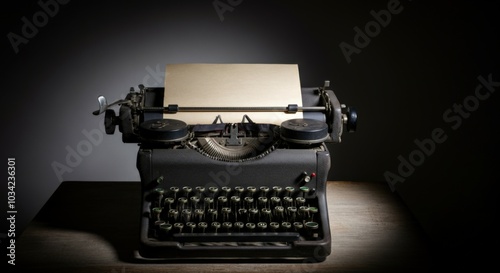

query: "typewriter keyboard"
left=147, top=186, right=322, bottom=243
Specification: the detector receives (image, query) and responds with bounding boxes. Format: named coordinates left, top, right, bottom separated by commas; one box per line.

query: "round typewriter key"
left=181, top=209, right=192, bottom=222
left=282, top=222, right=291, bottom=231
left=208, top=208, right=218, bottom=222
left=160, top=223, right=172, bottom=233
left=234, top=221, right=244, bottom=231
left=274, top=206, right=285, bottom=220
left=270, top=222, right=280, bottom=231
left=234, top=186, right=244, bottom=196
left=257, top=222, right=267, bottom=231
left=170, top=187, right=179, bottom=199
left=246, top=222, right=256, bottom=231
left=270, top=196, right=281, bottom=206
left=186, top=222, right=196, bottom=233
left=272, top=186, right=282, bottom=196
left=293, top=222, right=303, bottom=231
left=204, top=197, right=214, bottom=208
left=305, top=221, right=319, bottom=230
left=296, top=197, right=306, bottom=206
left=258, top=196, right=268, bottom=207
left=190, top=196, right=200, bottom=208
left=152, top=207, right=162, bottom=221
left=246, top=186, right=257, bottom=196
left=260, top=186, right=270, bottom=196
left=299, top=206, right=310, bottom=219
left=154, top=188, right=165, bottom=196
left=182, top=186, right=192, bottom=196
left=195, top=186, right=205, bottom=197
left=269, top=222, right=280, bottom=231
left=168, top=209, right=179, bottom=221
left=194, top=209, right=204, bottom=221
left=222, top=222, right=233, bottom=231
left=198, top=222, right=208, bottom=233
left=174, top=222, right=184, bottom=233
left=244, top=197, right=254, bottom=209
left=221, top=186, right=231, bottom=196
left=285, top=186, right=295, bottom=196
left=164, top=197, right=175, bottom=209
left=211, top=222, right=221, bottom=233
left=154, top=188, right=165, bottom=207
left=283, top=196, right=293, bottom=206
left=299, top=186, right=310, bottom=197
left=208, top=187, right=218, bottom=197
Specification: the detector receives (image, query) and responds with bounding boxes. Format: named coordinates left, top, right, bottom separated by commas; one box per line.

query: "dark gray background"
left=1, top=0, right=498, bottom=269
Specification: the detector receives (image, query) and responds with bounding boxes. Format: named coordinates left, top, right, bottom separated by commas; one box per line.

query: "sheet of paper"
left=163, top=63, right=303, bottom=125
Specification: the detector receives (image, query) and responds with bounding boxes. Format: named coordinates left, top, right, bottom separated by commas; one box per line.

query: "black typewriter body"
left=94, top=82, right=356, bottom=262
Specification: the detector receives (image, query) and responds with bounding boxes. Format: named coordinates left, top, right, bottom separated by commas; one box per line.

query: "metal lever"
left=92, top=95, right=130, bottom=116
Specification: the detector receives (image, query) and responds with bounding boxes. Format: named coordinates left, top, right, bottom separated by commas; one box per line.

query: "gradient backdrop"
left=1, top=0, right=499, bottom=269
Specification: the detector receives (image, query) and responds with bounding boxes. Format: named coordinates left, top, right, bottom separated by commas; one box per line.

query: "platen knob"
left=104, top=109, right=117, bottom=134
left=342, top=106, right=358, bottom=133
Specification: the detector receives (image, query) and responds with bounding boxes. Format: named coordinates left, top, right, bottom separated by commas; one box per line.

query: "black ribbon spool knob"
left=139, top=119, right=188, bottom=142
left=280, top=119, right=329, bottom=144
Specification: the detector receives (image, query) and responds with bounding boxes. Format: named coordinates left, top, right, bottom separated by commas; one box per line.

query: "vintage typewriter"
left=93, top=64, right=357, bottom=262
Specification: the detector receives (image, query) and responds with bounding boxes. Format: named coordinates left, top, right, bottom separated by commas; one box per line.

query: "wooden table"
left=16, top=181, right=434, bottom=272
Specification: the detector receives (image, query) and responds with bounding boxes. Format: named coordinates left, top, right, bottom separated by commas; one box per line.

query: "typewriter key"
left=258, top=197, right=268, bottom=208
left=270, top=196, right=281, bottom=206
left=208, top=186, right=218, bottom=197
left=234, top=186, right=244, bottom=196
left=299, top=186, right=310, bottom=197
left=285, top=186, right=295, bottom=197
left=182, top=186, right=192, bottom=197
left=222, top=222, right=232, bottom=232
left=168, top=209, right=179, bottom=221
left=195, top=186, right=205, bottom=197
left=186, top=222, right=196, bottom=233
left=208, top=208, right=218, bottom=222
left=154, top=188, right=165, bottom=207
left=234, top=221, right=244, bottom=231
left=174, top=222, right=184, bottom=233
left=244, top=197, right=254, bottom=209
left=190, top=196, right=200, bottom=209
left=272, top=186, right=283, bottom=197
left=245, top=222, right=256, bottom=231
left=198, top=222, right=208, bottom=233
left=177, top=197, right=188, bottom=210
left=170, top=187, right=179, bottom=199
left=221, top=186, right=231, bottom=196
left=181, top=209, right=192, bottom=222
left=249, top=208, right=259, bottom=222
left=274, top=206, right=285, bottom=221
left=282, top=222, right=291, bottom=231
left=293, top=222, right=303, bottom=231
left=259, top=186, right=270, bottom=196
left=257, top=222, right=267, bottom=231
left=211, top=222, right=221, bottom=233
left=152, top=207, right=162, bottom=222
left=204, top=197, right=214, bottom=209
left=159, top=223, right=172, bottom=234
left=296, top=197, right=306, bottom=206
left=261, top=208, right=272, bottom=222
left=270, top=222, right=280, bottom=231
left=194, top=209, right=204, bottom=222
left=246, top=186, right=257, bottom=197
left=164, top=197, right=175, bottom=210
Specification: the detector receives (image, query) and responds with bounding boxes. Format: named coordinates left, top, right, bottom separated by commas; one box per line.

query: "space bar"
left=173, top=232, right=300, bottom=242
